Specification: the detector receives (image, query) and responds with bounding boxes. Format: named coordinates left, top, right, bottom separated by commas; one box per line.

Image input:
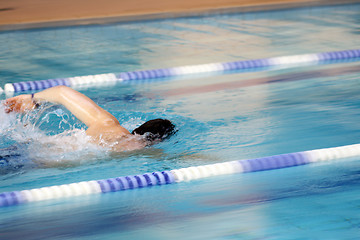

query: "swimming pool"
left=1, top=3, right=360, bottom=239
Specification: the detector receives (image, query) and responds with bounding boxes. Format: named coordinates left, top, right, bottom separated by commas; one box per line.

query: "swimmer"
left=3, top=86, right=175, bottom=151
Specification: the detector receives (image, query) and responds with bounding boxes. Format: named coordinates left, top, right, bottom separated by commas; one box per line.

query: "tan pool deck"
left=0, top=0, right=359, bottom=30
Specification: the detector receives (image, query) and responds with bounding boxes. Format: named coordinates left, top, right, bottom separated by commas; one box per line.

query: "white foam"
left=0, top=102, right=17, bottom=136
left=0, top=103, right=108, bottom=167
left=27, top=128, right=106, bottom=166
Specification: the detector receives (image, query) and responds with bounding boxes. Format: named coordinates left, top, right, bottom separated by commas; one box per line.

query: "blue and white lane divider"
left=3, top=49, right=360, bottom=93
left=1, top=143, right=360, bottom=207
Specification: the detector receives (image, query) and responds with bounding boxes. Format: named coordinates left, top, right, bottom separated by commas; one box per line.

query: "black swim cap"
left=131, top=119, right=175, bottom=142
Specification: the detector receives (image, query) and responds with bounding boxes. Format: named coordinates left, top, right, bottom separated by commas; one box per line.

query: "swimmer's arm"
left=35, top=86, right=127, bottom=130
left=5, top=86, right=129, bottom=132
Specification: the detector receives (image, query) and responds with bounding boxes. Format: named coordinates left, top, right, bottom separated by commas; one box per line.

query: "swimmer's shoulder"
left=86, top=123, right=129, bottom=138
left=86, top=125, right=146, bottom=152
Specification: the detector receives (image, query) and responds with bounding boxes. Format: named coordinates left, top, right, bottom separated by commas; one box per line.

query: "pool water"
left=1, top=3, right=360, bottom=239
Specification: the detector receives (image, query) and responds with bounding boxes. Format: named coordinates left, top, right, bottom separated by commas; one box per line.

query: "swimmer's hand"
left=4, top=95, right=38, bottom=113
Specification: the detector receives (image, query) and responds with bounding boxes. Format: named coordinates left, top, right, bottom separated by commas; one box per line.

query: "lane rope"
left=3, top=49, right=360, bottom=93
left=1, top=143, right=360, bottom=207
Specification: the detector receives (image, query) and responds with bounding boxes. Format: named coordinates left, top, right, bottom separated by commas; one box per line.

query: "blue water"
left=1, top=3, right=360, bottom=239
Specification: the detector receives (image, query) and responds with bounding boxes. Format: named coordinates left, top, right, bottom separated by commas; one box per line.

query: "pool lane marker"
left=3, top=49, right=360, bottom=93
left=1, top=143, right=360, bottom=207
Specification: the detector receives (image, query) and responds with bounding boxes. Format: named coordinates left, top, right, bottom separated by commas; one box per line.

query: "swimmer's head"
left=131, top=119, right=176, bottom=143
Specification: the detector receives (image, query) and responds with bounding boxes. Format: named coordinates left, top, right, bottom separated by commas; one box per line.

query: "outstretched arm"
left=4, top=86, right=125, bottom=131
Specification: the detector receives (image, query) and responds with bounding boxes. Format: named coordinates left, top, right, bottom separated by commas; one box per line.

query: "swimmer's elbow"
left=53, top=86, right=78, bottom=103
left=54, top=85, right=72, bottom=96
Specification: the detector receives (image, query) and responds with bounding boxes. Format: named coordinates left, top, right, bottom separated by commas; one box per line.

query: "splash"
left=0, top=101, right=108, bottom=170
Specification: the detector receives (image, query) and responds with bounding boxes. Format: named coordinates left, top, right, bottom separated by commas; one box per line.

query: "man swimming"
left=4, top=86, right=175, bottom=152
